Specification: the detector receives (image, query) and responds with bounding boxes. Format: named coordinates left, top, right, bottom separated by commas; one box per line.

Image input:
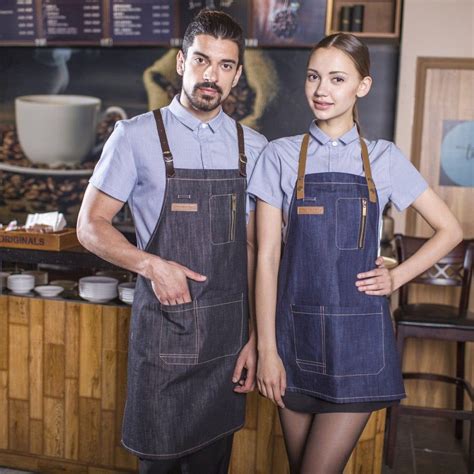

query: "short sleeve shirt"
left=247, top=122, right=428, bottom=242
left=89, top=96, right=268, bottom=249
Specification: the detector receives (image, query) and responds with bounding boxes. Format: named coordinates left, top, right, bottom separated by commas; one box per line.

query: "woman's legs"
left=300, top=412, right=371, bottom=474
left=279, top=408, right=371, bottom=474
left=278, top=408, right=314, bottom=473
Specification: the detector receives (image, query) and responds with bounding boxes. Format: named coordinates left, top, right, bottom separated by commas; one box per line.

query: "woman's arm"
left=356, top=188, right=463, bottom=295
left=255, top=199, right=287, bottom=407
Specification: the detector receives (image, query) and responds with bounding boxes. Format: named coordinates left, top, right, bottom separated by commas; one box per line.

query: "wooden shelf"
left=325, top=0, right=402, bottom=39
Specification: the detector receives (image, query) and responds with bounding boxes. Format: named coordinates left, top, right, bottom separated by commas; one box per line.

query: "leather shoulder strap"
left=360, top=138, right=377, bottom=203
left=296, top=133, right=310, bottom=200
left=236, top=121, right=247, bottom=177
left=153, top=109, right=175, bottom=178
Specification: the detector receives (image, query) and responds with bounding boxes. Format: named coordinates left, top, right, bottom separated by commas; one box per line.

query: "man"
left=77, top=9, right=267, bottom=474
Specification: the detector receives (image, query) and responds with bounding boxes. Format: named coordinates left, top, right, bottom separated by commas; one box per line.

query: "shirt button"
left=331, top=141, right=338, bottom=147
left=201, top=123, right=208, bottom=128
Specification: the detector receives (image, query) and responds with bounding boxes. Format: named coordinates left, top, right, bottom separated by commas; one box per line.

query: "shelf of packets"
left=326, top=0, right=402, bottom=39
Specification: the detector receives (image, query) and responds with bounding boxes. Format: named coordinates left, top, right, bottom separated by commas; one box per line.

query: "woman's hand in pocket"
left=257, top=350, right=287, bottom=408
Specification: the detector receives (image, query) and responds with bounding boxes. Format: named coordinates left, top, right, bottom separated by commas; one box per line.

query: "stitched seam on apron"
left=336, top=197, right=362, bottom=250
left=122, top=423, right=245, bottom=458
left=284, top=387, right=406, bottom=401
left=209, top=193, right=234, bottom=245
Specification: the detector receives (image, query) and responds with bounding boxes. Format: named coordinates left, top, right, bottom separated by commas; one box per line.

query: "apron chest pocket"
left=291, top=304, right=384, bottom=376
left=159, top=293, right=244, bottom=365
left=209, top=193, right=238, bottom=244
left=336, top=198, right=368, bottom=250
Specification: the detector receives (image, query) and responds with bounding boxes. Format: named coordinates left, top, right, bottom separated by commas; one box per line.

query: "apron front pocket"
left=324, top=304, right=384, bottom=376
left=336, top=197, right=368, bottom=250
left=291, top=304, right=384, bottom=376
left=209, top=193, right=238, bottom=245
left=291, top=304, right=326, bottom=374
left=159, top=301, right=198, bottom=365
left=196, top=293, right=244, bottom=364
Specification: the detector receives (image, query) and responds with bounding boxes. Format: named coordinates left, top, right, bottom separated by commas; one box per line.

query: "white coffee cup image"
left=15, top=94, right=127, bottom=165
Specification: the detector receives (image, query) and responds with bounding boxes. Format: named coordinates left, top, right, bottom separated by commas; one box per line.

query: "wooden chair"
left=385, top=235, right=474, bottom=470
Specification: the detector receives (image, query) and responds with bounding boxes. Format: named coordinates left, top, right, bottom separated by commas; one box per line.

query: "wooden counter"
left=0, top=294, right=385, bottom=473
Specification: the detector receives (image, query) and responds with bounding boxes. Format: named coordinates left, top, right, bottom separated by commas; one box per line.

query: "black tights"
left=278, top=408, right=371, bottom=474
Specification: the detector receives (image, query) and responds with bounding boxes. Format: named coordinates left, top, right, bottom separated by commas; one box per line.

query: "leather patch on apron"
left=171, top=203, right=198, bottom=212
left=297, top=206, right=324, bottom=215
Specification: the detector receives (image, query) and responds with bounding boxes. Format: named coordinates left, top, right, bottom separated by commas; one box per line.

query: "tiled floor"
left=382, top=415, right=468, bottom=474
left=0, top=415, right=469, bottom=473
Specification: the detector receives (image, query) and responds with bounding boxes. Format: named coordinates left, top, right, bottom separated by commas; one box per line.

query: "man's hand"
left=232, top=334, right=256, bottom=393
left=149, top=257, right=207, bottom=306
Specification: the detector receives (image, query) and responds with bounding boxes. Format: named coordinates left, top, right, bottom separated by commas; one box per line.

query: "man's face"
left=177, top=34, right=242, bottom=113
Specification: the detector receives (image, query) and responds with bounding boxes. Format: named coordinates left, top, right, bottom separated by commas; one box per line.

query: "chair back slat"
left=394, top=235, right=474, bottom=315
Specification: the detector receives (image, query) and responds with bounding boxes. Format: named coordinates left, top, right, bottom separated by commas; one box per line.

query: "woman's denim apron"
left=122, top=110, right=249, bottom=458
left=276, top=134, right=406, bottom=403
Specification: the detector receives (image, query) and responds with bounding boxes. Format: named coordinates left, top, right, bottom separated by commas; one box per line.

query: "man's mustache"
left=194, top=82, right=223, bottom=95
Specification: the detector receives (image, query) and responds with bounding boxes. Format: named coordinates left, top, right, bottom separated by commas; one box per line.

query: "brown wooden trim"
left=407, top=57, right=474, bottom=234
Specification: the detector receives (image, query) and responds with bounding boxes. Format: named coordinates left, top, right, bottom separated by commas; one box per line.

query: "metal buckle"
left=239, top=153, right=248, bottom=164
left=163, top=150, right=174, bottom=163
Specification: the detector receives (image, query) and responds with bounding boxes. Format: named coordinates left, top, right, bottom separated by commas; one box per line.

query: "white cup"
left=15, top=94, right=127, bottom=165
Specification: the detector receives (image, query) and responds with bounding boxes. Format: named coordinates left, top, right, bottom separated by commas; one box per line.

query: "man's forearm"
left=77, top=217, right=156, bottom=279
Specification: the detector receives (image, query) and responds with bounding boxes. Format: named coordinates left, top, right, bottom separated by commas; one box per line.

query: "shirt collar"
left=309, top=121, right=360, bottom=145
left=168, top=95, right=224, bottom=133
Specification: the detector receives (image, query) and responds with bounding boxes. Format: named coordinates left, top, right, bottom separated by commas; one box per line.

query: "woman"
left=248, top=33, right=463, bottom=473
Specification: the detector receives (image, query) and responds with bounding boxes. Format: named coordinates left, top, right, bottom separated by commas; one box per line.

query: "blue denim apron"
left=276, top=133, right=406, bottom=403
left=122, top=110, right=249, bottom=459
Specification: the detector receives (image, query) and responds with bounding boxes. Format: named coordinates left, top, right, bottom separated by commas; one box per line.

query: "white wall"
left=393, top=0, right=474, bottom=232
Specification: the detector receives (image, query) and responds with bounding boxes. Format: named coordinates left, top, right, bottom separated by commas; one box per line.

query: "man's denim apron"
left=122, top=109, right=249, bottom=459
left=276, top=133, right=406, bottom=403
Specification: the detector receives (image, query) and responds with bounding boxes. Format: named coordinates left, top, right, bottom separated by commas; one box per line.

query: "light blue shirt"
left=247, top=122, right=428, bottom=242
left=90, top=96, right=268, bottom=249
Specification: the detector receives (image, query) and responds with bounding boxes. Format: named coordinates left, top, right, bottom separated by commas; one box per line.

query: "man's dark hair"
left=182, top=9, right=244, bottom=66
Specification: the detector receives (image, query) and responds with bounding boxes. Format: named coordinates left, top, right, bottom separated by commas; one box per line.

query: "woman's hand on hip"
left=257, top=350, right=287, bottom=408
left=355, top=257, right=393, bottom=295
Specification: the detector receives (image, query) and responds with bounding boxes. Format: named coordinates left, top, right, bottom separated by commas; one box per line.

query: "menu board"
left=0, top=0, right=38, bottom=44
left=42, top=0, right=104, bottom=44
left=0, top=0, right=326, bottom=47
left=110, top=0, right=174, bottom=45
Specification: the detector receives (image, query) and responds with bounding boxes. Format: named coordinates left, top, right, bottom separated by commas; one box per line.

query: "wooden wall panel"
left=9, top=324, right=29, bottom=400
left=29, top=299, right=43, bottom=420
left=0, top=371, right=8, bottom=449
left=9, top=399, right=29, bottom=452
left=65, top=378, right=79, bottom=461
left=0, top=297, right=8, bottom=370
left=44, top=396, right=64, bottom=458
left=9, top=296, right=29, bottom=325
left=65, top=303, right=80, bottom=379
left=80, top=305, right=102, bottom=400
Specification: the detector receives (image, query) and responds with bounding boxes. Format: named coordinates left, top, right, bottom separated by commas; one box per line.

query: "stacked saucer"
left=118, top=282, right=135, bottom=305
left=35, top=285, right=64, bottom=298
left=79, top=276, right=118, bottom=303
left=7, top=274, right=35, bottom=294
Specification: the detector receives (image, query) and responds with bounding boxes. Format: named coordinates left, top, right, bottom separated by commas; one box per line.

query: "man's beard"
left=183, top=81, right=224, bottom=112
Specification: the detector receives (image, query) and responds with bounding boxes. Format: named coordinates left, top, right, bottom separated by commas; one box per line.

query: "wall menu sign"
left=0, top=0, right=38, bottom=45
left=42, top=0, right=104, bottom=44
left=110, top=0, right=173, bottom=45
left=0, top=0, right=326, bottom=47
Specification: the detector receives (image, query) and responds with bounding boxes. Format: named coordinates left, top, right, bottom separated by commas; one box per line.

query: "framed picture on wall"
left=407, top=57, right=474, bottom=237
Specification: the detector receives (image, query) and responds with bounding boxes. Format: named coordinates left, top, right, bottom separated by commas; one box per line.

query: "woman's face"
left=305, top=46, right=371, bottom=125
